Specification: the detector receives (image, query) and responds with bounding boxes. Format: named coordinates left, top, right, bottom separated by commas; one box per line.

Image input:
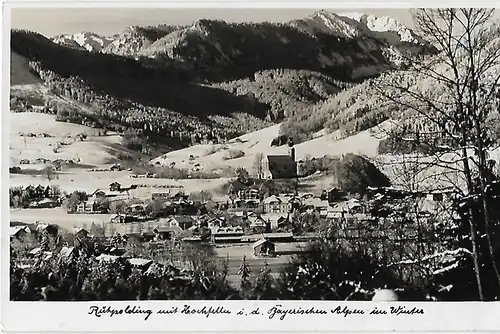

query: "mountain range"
left=10, top=10, right=436, bottom=154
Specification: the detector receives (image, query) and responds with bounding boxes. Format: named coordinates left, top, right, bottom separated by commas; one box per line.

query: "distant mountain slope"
left=52, top=32, right=114, bottom=52
left=52, top=25, right=184, bottom=56
left=11, top=11, right=436, bottom=155
left=211, top=69, right=352, bottom=119
left=10, top=51, right=42, bottom=86
left=138, top=15, right=433, bottom=82
left=290, top=11, right=434, bottom=66
left=103, top=24, right=184, bottom=56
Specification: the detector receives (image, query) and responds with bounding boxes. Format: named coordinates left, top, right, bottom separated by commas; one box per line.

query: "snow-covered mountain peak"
left=52, top=32, right=113, bottom=52
left=337, top=12, right=426, bottom=45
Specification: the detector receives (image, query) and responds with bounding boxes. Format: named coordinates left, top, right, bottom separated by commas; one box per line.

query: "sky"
left=10, top=7, right=417, bottom=37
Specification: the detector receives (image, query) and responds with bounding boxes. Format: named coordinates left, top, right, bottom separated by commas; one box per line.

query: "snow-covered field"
left=151, top=121, right=390, bottom=173
left=9, top=170, right=230, bottom=199
left=9, top=112, right=130, bottom=166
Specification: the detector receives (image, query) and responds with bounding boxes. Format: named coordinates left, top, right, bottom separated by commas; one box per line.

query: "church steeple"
left=288, top=137, right=295, bottom=162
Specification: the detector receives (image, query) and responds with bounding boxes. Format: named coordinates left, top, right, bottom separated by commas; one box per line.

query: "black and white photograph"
left=5, top=3, right=500, bottom=309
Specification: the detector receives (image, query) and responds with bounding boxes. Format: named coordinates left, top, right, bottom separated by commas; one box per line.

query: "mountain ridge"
left=11, top=11, right=435, bottom=155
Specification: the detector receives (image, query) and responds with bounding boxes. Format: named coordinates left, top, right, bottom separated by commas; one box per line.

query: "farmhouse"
left=36, top=223, right=59, bottom=237
left=72, top=228, right=89, bottom=239
left=252, top=238, right=275, bottom=257
left=127, top=203, right=148, bottom=216
left=110, top=164, right=122, bottom=171
left=168, top=216, right=196, bottom=230
left=109, top=182, right=122, bottom=191
left=151, top=191, right=170, bottom=201
left=110, top=214, right=126, bottom=224
left=10, top=226, right=29, bottom=240
left=76, top=199, right=98, bottom=213
left=153, top=226, right=181, bottom=240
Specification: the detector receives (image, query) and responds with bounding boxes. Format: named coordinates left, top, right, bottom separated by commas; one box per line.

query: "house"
left=303, top=198, right=330, bottom=212
left=10, top=226, right=29, bottom=240
left=327, top=187, right=348, bottom=202
left=128, top=258, right=153, bottom=270
left=91, top=188, right=125, bottom=199
left=30, top=198, right=58, bottom=208
left=141, top=231, right=156, bottom=242
left=110, top=214, right=126, bottom=224
left=109, top=182, right=121, bottom=192
left=151, top=191, right=170, bottom=201
left=36, top=223, right=59, bottom=237
left=263, top=140, right=298, bottom=179
left=60, top=246, right=76, bottom=263
left=248, top=215, right=268, bottom=229
left=153, top=226, right=182, bottom=240
left=263, top=195, right=293, bottom=214
left=28, top=247, right=52, bottom=258
left=76, top=199, right=98, bottom=213
left=170, top=192, right=188, bottom=201
left=169, top=216, right=195, bottom=230
left=110, top=164, right=122, bottom=171
left=72, top=228, right=89, bottom=239
left=96, top=254, right=121, bottom=263
left=122, top=232, right=144, bottom=243
left=237, top=189, right=260, bottom=200
left=127, top=203, right=148, bottom=216
left=34, top=185, right=46, bottom=198
left=35, top=157, right=51, bottom=164
left=260, top=213, right=289, bottom=230
left=211, top=226, right=244, bottom=243
left=205, top=216, right=226, bottom=228
left=252, top=238, right=275, bottom=257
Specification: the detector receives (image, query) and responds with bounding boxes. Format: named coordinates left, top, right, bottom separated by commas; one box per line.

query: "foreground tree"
left=377, top=8, right=500, bottom=299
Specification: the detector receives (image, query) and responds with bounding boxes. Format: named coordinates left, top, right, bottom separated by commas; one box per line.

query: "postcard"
left=3, top=2, right=500, bottom=332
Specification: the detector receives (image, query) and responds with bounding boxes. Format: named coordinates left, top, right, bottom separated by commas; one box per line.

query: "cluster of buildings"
left=74, top=182, right=137, bottom=213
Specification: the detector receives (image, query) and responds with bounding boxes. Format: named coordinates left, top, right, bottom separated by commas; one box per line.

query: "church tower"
left=288, top=137, right=295, bottom=162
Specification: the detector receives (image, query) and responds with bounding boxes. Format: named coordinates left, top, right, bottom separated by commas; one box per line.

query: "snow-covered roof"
left=252, top=238, right=272, bottom=248
left=128, top=258, right=153, bottom=267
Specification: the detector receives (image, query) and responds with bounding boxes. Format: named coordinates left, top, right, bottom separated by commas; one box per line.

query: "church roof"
left=267, top=155, right=297, bottom=179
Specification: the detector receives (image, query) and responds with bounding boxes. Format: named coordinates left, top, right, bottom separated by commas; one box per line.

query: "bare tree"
left=42, top=166, right=55, bottom=181
left=376, top=8, right=500, bottom=299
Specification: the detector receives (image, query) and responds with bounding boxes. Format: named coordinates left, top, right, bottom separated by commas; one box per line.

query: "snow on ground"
left=9, top=170, right=230, bottom=198
left=9, top=112, right=128, bottom=166
left=151, top=121, right=392, bottom=173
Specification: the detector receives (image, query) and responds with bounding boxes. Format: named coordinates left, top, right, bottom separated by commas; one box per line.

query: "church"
left=263, top=138, right=304, bottom=179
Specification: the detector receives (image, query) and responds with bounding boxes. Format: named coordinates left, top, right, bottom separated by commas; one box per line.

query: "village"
left=10, top=168, right=452, bottom=284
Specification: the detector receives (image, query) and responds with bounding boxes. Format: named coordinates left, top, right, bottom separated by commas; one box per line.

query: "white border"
left=3, top=1, right=500, bottom=333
